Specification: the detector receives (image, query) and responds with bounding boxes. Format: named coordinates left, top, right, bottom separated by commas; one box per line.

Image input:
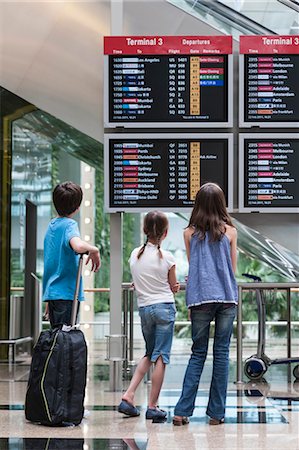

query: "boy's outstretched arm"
left=70, top=237, right=101, bottom=272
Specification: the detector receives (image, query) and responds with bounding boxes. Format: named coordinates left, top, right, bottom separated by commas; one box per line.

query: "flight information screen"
left=104, top=36, right=233, bottom=127
left=105, top=134, right=233, bottom=212
left=240, top=134, right=299, bottom=212
left=240, top=36, right=299, bottom=127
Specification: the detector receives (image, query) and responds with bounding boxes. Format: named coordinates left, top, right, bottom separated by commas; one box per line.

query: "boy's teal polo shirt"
left=43, top=217, right=84, bottom=301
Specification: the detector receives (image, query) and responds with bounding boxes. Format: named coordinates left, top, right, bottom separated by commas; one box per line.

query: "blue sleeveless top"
left=186, top=232, right=238, bottom=307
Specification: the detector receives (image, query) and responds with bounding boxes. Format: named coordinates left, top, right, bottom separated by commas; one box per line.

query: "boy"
left=43, top=181, right=100, bottom=328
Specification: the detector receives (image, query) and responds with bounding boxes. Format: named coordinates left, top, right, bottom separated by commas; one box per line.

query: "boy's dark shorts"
left=48, top=300, right=80, bottom=328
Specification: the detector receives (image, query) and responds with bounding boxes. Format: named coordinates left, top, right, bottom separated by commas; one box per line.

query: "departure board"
left=239, top=134, right=299, bottom=212
left=240, top=36, right=299, bottom=127
left=104, top=134, right=233, bottom=212
left=104, top=36, right=233, bottom=127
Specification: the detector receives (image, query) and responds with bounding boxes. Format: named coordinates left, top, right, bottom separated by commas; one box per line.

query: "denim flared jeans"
left=174, top=303, right=236, bottom=420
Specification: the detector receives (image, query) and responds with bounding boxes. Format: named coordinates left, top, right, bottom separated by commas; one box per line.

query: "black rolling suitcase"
left=25, top=254, right=87, bottom=426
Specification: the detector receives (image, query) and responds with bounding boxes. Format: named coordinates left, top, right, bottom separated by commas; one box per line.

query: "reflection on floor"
left=159, top=390, right=288, bottom=424
left=0, top=438, right=148, bottom=450
left=1, top=389, right=297, bottom=423
left=268, top=397, right=299, bottom=411
left=1, top=354, right=299, bottom=450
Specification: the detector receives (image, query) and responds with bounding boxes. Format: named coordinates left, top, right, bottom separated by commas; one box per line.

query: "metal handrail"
left=238, top=282, right=299, bottom=289
left=21, top=280, right=299, bottom=384
left=84, top=288, right=110, bottom=293
left=69, top=320, right=299, bottom=327
left=12, top=283, right=299, bottom=293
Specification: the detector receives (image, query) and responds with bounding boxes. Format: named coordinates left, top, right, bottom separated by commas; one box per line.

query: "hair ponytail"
left=137, top=237, right=148, bottom=259
left=140, top=211, right=168, bottom=259
left=157, top=237, right=163, bottom=259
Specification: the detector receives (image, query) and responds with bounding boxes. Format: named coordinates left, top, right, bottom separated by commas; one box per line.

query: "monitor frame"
left=104, top=55, right=233, bottom=128
left=239, top=133, right=299, bottom=213
left=104, top=133, right=234, bottom=213
left=239, top=55, right=299, bottom=128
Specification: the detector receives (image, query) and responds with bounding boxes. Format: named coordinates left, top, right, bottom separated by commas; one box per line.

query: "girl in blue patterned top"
left=173, top=182, right=238, bottom=426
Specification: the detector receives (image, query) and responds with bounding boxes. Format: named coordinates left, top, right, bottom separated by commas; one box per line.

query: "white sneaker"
left=83, top=408, right=90, bottom=418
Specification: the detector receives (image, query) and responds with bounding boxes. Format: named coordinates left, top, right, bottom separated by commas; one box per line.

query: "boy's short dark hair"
left=53, top=182, right=83, bottom=216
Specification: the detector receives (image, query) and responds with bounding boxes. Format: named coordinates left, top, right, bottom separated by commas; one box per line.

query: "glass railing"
left=174, top=213, right=299, bottom=282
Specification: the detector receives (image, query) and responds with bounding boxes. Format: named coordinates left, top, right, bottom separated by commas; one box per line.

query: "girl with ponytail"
left=118, top=211, right=179, bottom=420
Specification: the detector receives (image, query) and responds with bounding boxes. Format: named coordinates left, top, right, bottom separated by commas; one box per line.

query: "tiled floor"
left=0, top=346, right=299, bottom=449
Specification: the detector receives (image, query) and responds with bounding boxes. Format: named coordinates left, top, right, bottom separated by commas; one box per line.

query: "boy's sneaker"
left=61, top=422, right=75, bottom=427
left=145, top=407, right=167, bottom=420
left=83, top=408, right=90, bottom=418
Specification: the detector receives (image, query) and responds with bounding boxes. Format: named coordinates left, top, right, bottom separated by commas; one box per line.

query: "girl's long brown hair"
left=188, top=182, right=234, bottom=242
left=137, top=211, right=169, bottom=259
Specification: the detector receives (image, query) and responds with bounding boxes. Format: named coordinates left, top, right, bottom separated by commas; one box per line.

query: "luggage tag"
left=61, top=324, right=80, bottom=332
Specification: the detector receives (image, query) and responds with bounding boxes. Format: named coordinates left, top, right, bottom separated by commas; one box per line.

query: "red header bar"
left=240, top=35, right=299, bottom=54
left=104, top=36, right=232, bottom=55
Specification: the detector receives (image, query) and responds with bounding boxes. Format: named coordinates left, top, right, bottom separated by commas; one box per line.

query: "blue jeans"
left=139, top=303, right=176, bottom=364
left=174, top=303, right=236, bottom=420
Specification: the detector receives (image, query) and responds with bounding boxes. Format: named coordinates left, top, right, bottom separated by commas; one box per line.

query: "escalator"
left=168, top=0, right=299, bottom=38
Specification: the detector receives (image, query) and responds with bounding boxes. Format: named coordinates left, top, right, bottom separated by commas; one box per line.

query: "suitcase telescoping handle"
left=70, top=253, right=86, bottom=327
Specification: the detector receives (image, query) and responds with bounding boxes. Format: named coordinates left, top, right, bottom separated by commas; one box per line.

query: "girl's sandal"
left=172, top=416, right=189, bottom=426
left=209, top=417, right=224, bottom=425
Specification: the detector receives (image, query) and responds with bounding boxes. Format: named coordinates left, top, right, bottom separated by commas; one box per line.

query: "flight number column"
left=168, top=58, right=187, bottom=118
left=167, top=142, right=189, bottom=202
